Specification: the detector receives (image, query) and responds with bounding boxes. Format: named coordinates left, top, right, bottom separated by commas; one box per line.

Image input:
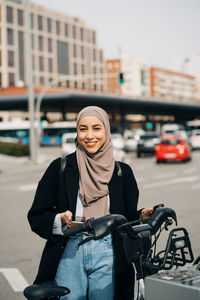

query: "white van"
left=61, top=132, right=77, bottom=155
left=161, top=124, right=185, bottom=136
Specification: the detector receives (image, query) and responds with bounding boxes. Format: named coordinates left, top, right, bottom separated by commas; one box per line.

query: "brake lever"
left=76, top=235, right=94, bottom=250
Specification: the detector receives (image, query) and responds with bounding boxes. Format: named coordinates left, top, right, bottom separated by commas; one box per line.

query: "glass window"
left=32, top=55, right=35, bottom=70
left=48, top=38, right=52, bottom=52
left=92, top=31, right=96, bottom=44
left=93, top=49, right=96, bottom=62
left=56, top=21, right=60, bottom=35
left=18, top=31, right=25, bottom=80
left=161, top=139, right=181, bottom=145
left=7, top=28, right=14, bottom=45
left=80, top=28, right=84, bottom=41
left=39, top=76, right=44, bottom=84
left=31, top=34, right=34, bottom=49
left=81, top=46, right=84, bottom=59
left=47, top=18, right=52, bottom=33
left=17, top=9, right=24, bottom=26
left=57, top=41, right=69, bottom=74
left=38, top=36, right=43, bottom=51
left=99, top=50, right=103, bottom=63
left=7, top=6, right=13, bottom=24
left=8, top=73, right=15, bottom=86
left=31, top=13, right=34, bottom=29
left=73, top=44, right=77, bottom=58
left=39, top=56, right=44, bottom=71
left=66, top=80, right=70, bottom=88
left=48, top=58, right=53, bottom=73
left=38, top=15, right=43, bottom=31
left=64, top=23, right=68, bottom=37
left=72, top=25, right=76, bottom=39
left=74, top=62, right=77, bottom=75
left=8, top=50, right=14, bottom=67
left=81, top=64, right=85, bottom=75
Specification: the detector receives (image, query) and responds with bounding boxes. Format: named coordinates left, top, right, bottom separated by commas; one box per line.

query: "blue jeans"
left=55, top=233, right=115, bottom=300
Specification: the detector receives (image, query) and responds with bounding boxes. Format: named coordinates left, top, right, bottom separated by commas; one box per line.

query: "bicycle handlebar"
left=118, top=205, right=177, bottom=239
left=63, top=214, right=127, bottom=239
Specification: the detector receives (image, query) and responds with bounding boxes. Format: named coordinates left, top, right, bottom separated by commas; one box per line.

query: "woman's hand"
left=60, top=210, right=74, bottom=227
left=140, top=207, right=154, bottom=220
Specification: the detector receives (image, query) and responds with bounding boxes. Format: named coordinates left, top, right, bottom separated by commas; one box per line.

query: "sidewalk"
left=0, top=153, right=51, bottom=175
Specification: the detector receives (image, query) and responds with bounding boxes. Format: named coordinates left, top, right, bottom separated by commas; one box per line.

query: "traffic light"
left=145, top=122, right=153, bottom=130
left=118, top=72, right=125, bottom=84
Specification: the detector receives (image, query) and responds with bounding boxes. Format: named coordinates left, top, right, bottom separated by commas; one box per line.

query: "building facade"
left=105, top=59, right=122, bottom=94
left=105, top=55, right=150, bottom=97
left=150, top=67, right=196, bottom=102
left=0, top=0, right=104, bottom=91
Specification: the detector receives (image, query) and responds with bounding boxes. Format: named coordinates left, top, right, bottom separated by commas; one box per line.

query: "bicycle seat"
left=23, top=281, right=70, bottom=300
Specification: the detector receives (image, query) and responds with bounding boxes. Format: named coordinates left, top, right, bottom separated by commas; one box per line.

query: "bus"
left=0, top=120, right=77, bottom=146
left=0, top=120, right=30, bottom=144
left=41, top=121, right=77, bottom=146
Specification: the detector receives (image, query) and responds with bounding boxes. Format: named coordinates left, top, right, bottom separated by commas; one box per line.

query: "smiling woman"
left=77, top=116, right=106, bottom=154
left=28, top=105, right=153, bottom=300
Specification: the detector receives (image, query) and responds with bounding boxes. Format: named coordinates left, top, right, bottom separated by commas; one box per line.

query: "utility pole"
left=25, top=0, right=36, bottom=162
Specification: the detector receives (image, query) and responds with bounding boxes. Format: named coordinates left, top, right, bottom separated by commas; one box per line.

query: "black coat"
left=28, top=152, right=140, bottom=300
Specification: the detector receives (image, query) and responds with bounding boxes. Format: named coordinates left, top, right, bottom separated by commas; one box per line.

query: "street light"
left=25, top=0, right=36, bottom=162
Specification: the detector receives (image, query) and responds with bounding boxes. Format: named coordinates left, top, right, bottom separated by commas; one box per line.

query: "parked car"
left=136, top=132, right=160, bottom=157
left=124, top=134, right=138, bottom=152
left=61, top=132, right=77, bottom=155
left=189, top=130, right=200, bottom=150
left=111, top=133, right=125, bottom=161
left=155, top=136, right=192, bottom=163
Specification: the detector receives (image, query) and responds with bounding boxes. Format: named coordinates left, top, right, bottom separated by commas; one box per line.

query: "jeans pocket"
left=103, top=234, right=113, bottom=249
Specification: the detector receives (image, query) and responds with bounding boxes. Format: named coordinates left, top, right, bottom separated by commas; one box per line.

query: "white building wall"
left=120, top=54, right=150, bottom=97
left=170, top=53, right=200, bottom=79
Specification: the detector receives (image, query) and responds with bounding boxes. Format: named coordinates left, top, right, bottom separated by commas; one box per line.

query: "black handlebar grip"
left=63, top=222, right=88, bottom=237
left=148, top=207, right=177, bottom=234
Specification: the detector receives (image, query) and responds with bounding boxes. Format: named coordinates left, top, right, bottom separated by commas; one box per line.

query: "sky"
left=32, top=0, right=200, bottom=69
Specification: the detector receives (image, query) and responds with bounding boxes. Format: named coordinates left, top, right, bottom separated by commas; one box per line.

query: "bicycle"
left=24, top=205, right=199, bottom=300
left=117, top=203, right=196, bottom=299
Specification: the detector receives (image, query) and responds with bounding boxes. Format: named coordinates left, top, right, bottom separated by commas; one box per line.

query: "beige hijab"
left=75, top=106, right=115, bottom=219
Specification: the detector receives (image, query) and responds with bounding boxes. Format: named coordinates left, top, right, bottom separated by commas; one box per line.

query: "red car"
left=155, top=136, right=192, bottom=163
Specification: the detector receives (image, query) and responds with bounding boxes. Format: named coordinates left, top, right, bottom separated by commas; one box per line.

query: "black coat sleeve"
left=121, top=162, right=140, bottom=221
left=27, top=158, right=61, bottom=241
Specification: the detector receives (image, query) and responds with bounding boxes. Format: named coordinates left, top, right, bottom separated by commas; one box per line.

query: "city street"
left=0, top=147, right=200, bottom=299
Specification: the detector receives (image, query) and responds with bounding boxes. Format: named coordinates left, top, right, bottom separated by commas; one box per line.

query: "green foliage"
left=0, top=141, right=29, bottom=157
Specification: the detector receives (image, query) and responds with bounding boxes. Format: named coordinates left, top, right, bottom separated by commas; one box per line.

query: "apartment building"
left=150, top=67, right=196, bottom=102
left=105, top=55, right=150, bottom=97
left=105, top=59, right=122, bottom=94
left=0, top=0, right=104, bottom=91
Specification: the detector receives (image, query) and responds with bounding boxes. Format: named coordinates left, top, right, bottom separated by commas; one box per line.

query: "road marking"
left=0, top=268, right=29, bottom=292
left=18, top=184, right=37, bottom=191
left=143, top=175, right=199, bottom=189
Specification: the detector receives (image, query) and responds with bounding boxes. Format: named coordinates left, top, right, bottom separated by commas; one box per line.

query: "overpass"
left=1, top=92, right=200, bottom=122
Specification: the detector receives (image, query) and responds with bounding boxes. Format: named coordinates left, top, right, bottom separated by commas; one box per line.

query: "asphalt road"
left=0, top=147, right=200, bottom=299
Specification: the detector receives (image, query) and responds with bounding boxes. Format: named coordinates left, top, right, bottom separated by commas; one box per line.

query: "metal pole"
left=25, top=0, right=36, bottom=162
